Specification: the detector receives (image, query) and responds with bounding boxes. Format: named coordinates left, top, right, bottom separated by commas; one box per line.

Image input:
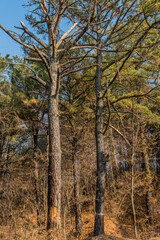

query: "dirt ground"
left=81, top=213, right=134, bottom=240
left=1, top=212, right=160, bottom=240
left=81, top=213, right=160, bottom=240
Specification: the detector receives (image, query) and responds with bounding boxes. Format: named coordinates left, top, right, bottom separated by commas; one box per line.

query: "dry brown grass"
left=1, top=211, right=160, bottom=240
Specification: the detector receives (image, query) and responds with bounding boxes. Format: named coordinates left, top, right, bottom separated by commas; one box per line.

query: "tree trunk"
left=33, top=127, right=41, bottom=226
left=131, top=148, right=138, bottom=239
left=156, top=136, right=160, bottom=174
left=94, top=45, right=105, bottom=236
left=47, top=65, right=61, bottom=230
left=72, top=137, right=82, bottom=235
left=141, top=131, right=153, bottom=224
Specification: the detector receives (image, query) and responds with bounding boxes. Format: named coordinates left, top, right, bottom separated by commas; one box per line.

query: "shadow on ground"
left=83, top=234, right=126, bottom=240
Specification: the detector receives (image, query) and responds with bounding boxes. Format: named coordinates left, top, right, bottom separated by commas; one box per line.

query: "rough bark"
left=0, top=1, right=97, bottom=234
left=94, top=43, right=105, bottom=236
left=33, top=128, right=41, bottom=226
left=47, top=64, right=61, bottom=230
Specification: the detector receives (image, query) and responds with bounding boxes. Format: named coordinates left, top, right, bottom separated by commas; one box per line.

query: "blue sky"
left=0, top=0, right=27, bottom=57
left=0, top=1, right=71, bottom=58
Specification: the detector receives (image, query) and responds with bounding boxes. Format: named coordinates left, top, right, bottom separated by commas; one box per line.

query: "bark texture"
left=33, top=127, right=41, bottom=226
left=94, top=46, right=105, bottom=236
left=47, top=64, right=61, bottom=229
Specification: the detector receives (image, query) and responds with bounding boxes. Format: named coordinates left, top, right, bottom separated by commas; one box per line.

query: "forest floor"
left=0, top=212, right=160, bottom=240
left=81, top=213, right=133, bottom=240
left=80, top=213, right=159, bottom=240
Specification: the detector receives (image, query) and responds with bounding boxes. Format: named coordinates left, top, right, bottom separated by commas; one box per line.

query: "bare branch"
left=61, top=49, right=92, bottom=73
left=109, top=124, right=131, bottom=146
left=56, top=23, right=78, bottom=48
left=24, top=57, right=43, bottom=62
left=33, top=44, right=53, bottom=82
left=27, top=74, right=47, bottom=87
left=58, top=0, right=98, bottom=60
left=0, top=24, right=35, bottom=52
left=19, top=21, right=48, bottom=49
left=62, top=64, right=98, bottom=78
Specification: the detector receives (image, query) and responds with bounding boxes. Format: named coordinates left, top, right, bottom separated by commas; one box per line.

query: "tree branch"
left=109, top=124, right=130, bottom=146
left=56, top=23, right=78, bottom=48
left=33, top=44, right=53, bottom=82
left=19, top=21, right=48, bottom=49
left=24, top=57, right=43, bottom=62
left=0, top=60, right=47, bottom=87
left=111, top=85, right=160, bottom=105
left=0, top=24, right=35, bottom=52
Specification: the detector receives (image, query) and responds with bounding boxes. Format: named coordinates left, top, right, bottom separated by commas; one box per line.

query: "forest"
left=0, top=0, right=160, bottom=240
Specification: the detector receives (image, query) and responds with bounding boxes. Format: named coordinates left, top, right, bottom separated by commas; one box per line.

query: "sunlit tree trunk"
left=94, top=35, right=105, bottom=235
left=47, top=63, right=61, bottom=230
